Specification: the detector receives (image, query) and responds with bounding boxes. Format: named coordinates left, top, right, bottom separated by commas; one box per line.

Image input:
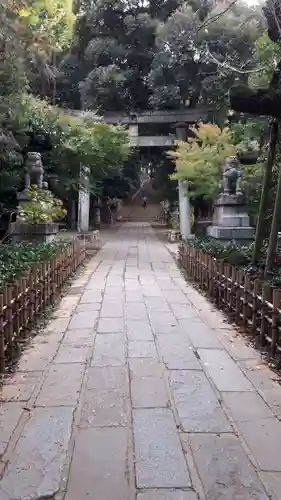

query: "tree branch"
left=203, top=44, right=268, bottom=75
left=196, top=0, right=239, bottom=34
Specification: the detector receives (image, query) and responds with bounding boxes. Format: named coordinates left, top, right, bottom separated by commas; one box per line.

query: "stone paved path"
left=1, top=223, right=281, bottom=500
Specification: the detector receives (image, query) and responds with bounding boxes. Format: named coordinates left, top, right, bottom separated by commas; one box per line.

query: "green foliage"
left=168, top=124, right=236, bottom=199
left=0, top=240, right=71, bottom=287
left=59, top=0, right=262, bottom=111
left=18, top=0, right=75, bottom=53
left=4, top=95, right=130, bottom=195
left=186, top=236, right=254, bottom=267
left=228, top=33, right=281, bottom=232
left=184, top=236, right=281, bottom=288
left=149, top=2, right=261, bottom=110
left=18, top=186, right=67, bottom=224
left=249, top=32, right=281, bottom=89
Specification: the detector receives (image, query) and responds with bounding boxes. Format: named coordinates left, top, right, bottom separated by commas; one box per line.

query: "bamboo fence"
left=0, top=239, right=86, bottom=373
left=179, top=243, right=281, bottom=359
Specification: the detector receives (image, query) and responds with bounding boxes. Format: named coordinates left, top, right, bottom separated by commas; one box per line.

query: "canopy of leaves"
left=229, top=32, right=281, bottom=227
left=59, top=0, right=262, bottom=112
left=168, top=124, right=236, bottom=198
left=0, top=0, right=131, bottom=202
left=3, top=95, right=130, bottom=195
left=148, top=2, right=262, bottom=110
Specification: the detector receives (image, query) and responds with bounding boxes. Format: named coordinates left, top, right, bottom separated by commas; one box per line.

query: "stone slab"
left=129, top=359, right=166, bottom=378
left=0, top=407, right=74, bottom=500
left=187, top=433, right=269, bottom=500
left=131, top=376, right=169, bottom=408
left=137, top=491, right=198, bottom=500
left=92, top=334, right=126, bottom=366
left=222, top=391, right=274, bottom=422
left=126, top=320, right=154, bottom=340
left=36, top=363, right=84, bottom=406
left=128, top=340, right=158, bottom=358
left=149, top=311, right=177, bottom=329
left=100, top=301, right=124, bottom=318
left=170, top=371, right=231, bottom=432
left=62, top=328, right=95, bottom=346
left=207, top=225, right=254, bottom=240
left=160, top=291, right=190, bottom=304
left=217, top=330, right=260, bottom=360
left=68, top=311, right=98, bottom=330
left=179, top=321, right=223, bottom=349
left=97, top=317, right=125, bottom=333
left=0, top=402, right=24, bottom=456
left=54, top=344, right=91, bottom=364
left=157, top=335, right=201, bottom=370
left=45, top=317, right=70, bottom=335
left=198, top=349, right=254, bottom=391
left=144, top=297, right=171, bottom=311
left=133, top=408, right=191, bottom=488
left=237, top=417, right=281, bottom=471
left=238, top=359, right=281, bottom=415
left=16, top=340, right=60, bottom=372
left=0, top=371, right=43, bottom=402
left=75, top=302, right=101, bottom=313
left=79, top=389, right=128, bottom=427
left=79, top=290, right=103, bottom=303
left=86, top=366, right=128, bottom=390
left=125, top=303, right=148, bottom=320
left=169, top=305, right=199, bottom=321
left=104, top=288, right=124, bottom=299
left=65, top=427, right=129, bottom=500
left=259, top=472, right=281, bottom=500
left=142, top=287, right=163, bottom=297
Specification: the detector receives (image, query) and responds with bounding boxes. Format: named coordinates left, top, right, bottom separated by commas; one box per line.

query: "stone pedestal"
left=17, top=190, right=30, bottom=206
left=207, top=194, right=254, bottom=242
left=178, top=181, right=192, bottom=240
left=78, top=189, right=90, bottom=233
left=175, top=124, right=192, bottom=240
left=10, top=222, right=59, bottom=244
left=77, top=167, right=90, bottom=233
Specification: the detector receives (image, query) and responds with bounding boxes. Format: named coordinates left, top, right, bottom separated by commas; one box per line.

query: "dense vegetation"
left=2, top=0, right=281, bottom=273
left=0, top=0, right=131, bottom=220
left=0, top=240, right=73, bottom=287
left=58, top=0, right=262, bottom=112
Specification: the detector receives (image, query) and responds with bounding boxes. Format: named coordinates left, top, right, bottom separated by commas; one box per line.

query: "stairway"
left=121, top=204, right=161, bottom=222
left=118, top=177, right=161, bottom=223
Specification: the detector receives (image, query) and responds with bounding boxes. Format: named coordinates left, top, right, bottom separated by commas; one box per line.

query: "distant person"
left=142, top=195, right=148, bottom=209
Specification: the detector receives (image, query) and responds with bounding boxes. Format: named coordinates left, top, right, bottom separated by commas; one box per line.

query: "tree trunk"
left=252, top=120, right=279, bottom=263
left=252, top=60, right=281, bottom=264
left=265, top=148, right=281, bottom=275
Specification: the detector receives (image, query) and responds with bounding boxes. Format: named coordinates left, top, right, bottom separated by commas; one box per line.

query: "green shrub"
left=18, top=186, right=67, bottom=224
left=186, top=236, right=254, bottom=267
left=184, top=236, right=281, bottom=287
left=0, top=240, right=71, bottom=287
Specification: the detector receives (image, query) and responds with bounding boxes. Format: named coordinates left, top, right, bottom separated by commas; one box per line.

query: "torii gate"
left=75, top=107, right=215, bottom=236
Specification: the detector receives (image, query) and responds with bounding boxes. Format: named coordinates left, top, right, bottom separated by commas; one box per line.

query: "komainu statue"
left=24, top=152, right=44, bottom=190
left=223, top=156, right=242, bottom=195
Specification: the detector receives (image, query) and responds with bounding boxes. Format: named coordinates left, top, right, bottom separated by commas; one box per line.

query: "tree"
left=18, top=0, right=75, bottom=100
left=168, top=124, right=236, bottom=199
left=59, top=0, right=262, bottom=112
left=149, top=1, right=262, bottom=111
left=229, top=0, right=281, bottom=271
left=59, top=0, right=157, bottom=110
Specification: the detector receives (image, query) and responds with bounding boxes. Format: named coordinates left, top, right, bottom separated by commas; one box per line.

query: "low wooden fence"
left=179, top=243, right=281, bottom=359
left=0, top=239, right=86, bottom=373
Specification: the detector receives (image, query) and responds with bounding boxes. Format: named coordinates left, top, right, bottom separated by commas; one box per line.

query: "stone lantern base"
left=207, top=194, right=254, bottom=243
left=9, top=222, right=59, bottom=244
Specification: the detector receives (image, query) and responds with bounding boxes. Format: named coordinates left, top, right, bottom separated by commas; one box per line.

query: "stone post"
left=77, top=166, right=90, bottom=233
left=128, top=124, right=138, bottom=146
left=175, top=124, right=192, bottom=239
